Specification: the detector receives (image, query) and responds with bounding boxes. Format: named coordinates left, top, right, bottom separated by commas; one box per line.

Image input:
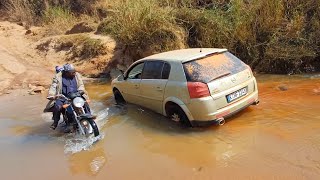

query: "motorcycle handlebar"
left=47, top=94, right=70, bottom=101
left=56, top=94, right=69, bottom=100
left=47, top=91, right=86, bottom=101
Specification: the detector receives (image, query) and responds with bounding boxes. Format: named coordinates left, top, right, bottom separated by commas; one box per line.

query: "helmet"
left=63, top=63, right=75, bottom=72
left=55, top=66, right=64, bottom=73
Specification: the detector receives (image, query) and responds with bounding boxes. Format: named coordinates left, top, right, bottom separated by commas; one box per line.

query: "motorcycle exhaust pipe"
left=216, top=117, right=225, bottom=126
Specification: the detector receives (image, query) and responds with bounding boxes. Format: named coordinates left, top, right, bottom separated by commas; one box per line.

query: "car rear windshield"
left=183, top=52, right=247, bottom=83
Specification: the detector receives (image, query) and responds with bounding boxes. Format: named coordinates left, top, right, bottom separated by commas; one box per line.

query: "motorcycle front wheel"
left=80, top=118, right=99, bottom=137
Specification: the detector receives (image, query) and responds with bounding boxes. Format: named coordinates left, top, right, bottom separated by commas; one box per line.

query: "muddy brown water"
left=0, top=75, right=320, bottom=180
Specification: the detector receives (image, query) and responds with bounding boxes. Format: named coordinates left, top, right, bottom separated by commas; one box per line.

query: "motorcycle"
left=47, top=90, right=100, bottom=137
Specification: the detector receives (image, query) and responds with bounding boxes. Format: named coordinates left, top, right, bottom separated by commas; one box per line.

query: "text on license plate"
left=226, top=87, right=248, bottom=103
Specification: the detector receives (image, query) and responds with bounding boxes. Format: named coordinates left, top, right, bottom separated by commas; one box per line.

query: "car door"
left=139, top=61, right=170, bottom=114
left=121, top=62, right=144, bottom=104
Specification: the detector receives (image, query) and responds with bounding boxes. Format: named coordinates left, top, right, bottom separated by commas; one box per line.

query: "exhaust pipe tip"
left=252, top=100, right=260, bottom=105
left=216, top=117, right=225, bottom=126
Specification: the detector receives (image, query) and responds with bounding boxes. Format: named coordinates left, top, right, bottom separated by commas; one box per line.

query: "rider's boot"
left=50, top=122, right=58, bottom=130
left=64, top=127, right=72, bottom=133
left=63, top=121, right=72, bottom=133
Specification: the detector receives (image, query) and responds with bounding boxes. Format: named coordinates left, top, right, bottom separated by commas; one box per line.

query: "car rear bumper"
left=188, top=90, right=259, bottom=126
left=190, top=99, right=258, bottom=127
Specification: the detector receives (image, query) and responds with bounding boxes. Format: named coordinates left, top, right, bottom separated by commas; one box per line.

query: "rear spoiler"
left=182, top=49, right=228, bottom=63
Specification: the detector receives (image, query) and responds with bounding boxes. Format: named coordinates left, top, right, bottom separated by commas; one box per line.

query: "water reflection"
left=68, top=145, right=107, bottom=176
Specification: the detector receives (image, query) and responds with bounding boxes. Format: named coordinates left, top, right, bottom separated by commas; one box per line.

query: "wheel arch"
left=112, top=86, right=120, bottom=92
left=113, top=86, right=126, bottom=104
left=163, top=97, right=194, bottom=121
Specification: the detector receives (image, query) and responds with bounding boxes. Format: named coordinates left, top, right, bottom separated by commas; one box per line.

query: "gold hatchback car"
left=111, top=48, right=259, bottom=127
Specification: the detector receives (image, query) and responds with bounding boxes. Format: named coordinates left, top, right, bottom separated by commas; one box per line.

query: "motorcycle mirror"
left=79, top=90, right=85, bottom=95
left=47, top=96, right=55, bottom=100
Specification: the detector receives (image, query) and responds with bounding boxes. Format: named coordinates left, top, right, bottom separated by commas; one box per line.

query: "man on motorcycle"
left=47, top=63, right=90, bottom=130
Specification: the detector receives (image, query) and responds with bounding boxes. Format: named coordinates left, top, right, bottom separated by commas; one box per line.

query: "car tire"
left=113, top=89, right=126, bottom=105
left=166, top=104, right=192, bottom=127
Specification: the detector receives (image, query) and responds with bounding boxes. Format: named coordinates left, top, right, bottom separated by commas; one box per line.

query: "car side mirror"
left=120, top=71, right=128, bottom=80
left=118, top=74, right=125, bottom=81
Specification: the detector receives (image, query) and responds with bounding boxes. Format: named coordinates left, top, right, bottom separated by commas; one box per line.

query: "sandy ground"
left=0, top=20, right=121, bottom=96
left=0, top=21, right=53, bottom=95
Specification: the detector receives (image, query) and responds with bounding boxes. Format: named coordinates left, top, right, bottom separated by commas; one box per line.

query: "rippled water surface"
left=0, top=74, right=320, bottom=180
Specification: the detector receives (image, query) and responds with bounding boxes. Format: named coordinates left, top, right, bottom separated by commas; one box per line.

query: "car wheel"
left=113, top=89, right=126, bottom=105
left=167, top=104, right=192, bottom=127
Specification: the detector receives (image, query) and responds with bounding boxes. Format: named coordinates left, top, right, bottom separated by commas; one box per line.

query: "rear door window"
left=142, top=61, right=164, bottom=79
left=183, top=52, right=247, bottom=83
left=162, top=63, right=171, bottom=79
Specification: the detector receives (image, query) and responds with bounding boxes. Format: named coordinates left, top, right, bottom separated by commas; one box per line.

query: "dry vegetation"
left=42, top=6, right=76, bottom=35
left=1, top=0, right=320, bottom=74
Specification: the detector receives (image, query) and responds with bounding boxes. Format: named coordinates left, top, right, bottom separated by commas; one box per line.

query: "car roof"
left=140, top=48, right=228, bottom=63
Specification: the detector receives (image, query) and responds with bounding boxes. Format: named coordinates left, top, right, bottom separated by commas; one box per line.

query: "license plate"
left=226, top=87, right=248, bottom=103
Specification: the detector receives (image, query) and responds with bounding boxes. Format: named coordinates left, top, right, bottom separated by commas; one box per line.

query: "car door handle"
left=134, top=84, right=139, bottom=89
left=156, top=87, right=163, bottom=91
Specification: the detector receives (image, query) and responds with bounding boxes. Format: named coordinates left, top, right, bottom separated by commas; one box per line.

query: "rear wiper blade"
left=207, top=72, right=231, bottom=83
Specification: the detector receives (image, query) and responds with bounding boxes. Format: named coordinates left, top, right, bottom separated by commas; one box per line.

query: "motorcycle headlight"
left=73, top=97, right=85, bottom=108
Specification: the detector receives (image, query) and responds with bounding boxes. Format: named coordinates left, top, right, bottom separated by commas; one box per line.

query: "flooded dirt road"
left=0, top=75, right=320, bottom=180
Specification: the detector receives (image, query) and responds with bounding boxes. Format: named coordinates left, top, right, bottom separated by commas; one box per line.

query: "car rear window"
left=183, top=52, right=247, bottom=83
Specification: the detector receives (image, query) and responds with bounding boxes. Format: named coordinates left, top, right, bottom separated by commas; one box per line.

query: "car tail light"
left=187, top=82, right=210, bottom=99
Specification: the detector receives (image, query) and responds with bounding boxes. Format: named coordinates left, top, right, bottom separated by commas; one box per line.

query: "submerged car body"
left=111, top=48, right=259, bottom=126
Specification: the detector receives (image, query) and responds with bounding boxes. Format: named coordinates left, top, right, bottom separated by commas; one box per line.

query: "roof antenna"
left=200, top=43, right=202, bottom=53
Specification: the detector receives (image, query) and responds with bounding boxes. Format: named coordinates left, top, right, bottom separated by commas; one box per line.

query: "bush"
left=77, top=38, right=106, bottom=59
left=171, top=0, right=319, bottom=73
left=175, top=8, right=233, bottom=49
left=3, top=0, right=37, bottom=28
left=57, top=35, right=106, bottom=59
left=67, top=0, right=100, bottom=15
left=2, top=0, right=99, bottom=27
left=43, top=6, right=76, bottom=35
left=98, top=0, right=186, bottom=58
